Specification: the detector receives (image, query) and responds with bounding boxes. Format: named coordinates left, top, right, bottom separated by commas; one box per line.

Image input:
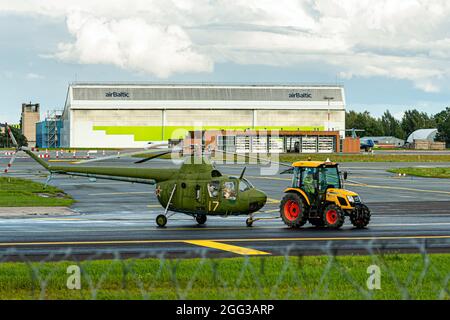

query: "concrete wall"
left=21, top=112, right=40, bottom=147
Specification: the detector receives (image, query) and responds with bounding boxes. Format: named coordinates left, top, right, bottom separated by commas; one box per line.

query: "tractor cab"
left=291, top=161, right=342, bottom=197
left=280, top=160, right=371, bottom=229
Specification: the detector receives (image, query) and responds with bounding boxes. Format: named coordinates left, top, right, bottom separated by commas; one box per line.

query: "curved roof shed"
left=406, top=128, right=438, bottom=143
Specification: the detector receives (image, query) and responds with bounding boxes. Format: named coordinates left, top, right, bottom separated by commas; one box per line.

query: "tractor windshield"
left=292, top=165, right=341, bottom=194
left=318, top=166, right=341, bottom=191
left=292, top=167, right=316, bottom=196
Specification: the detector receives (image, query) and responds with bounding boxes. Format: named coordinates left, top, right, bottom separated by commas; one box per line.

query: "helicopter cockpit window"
left=223, top=181, right=237, bottom=200
left=239, top=178, right=252, bottom=192
left=207, top=181, right=220, bottom=198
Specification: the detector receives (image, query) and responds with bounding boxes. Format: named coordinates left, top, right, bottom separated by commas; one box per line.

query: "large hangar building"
left=60, top=83, right=346, bottom=149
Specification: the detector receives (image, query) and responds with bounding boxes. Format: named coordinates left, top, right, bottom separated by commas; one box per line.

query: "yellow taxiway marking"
left=0, top=235, right=449, bottom=247
left=89, top=191, right=149, bottom=196
left=267, top=198, right=280, bottom=204
left=249, top=175, right=450, bottom=194
left=184, top=240, right=270, bottom=255
left=147, top=204, right=162, bottom=208
left=346, top=182, right=450, bottom=195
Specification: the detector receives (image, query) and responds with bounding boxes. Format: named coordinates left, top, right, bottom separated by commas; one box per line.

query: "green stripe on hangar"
left=93, top=126, right=325, bottom=141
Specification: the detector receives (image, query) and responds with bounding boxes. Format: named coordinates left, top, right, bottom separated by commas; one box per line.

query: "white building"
left=60, top=83, right=346, bottom=148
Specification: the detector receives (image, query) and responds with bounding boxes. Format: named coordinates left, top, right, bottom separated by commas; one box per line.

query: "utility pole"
left=324, top=96, right=334, bottom=131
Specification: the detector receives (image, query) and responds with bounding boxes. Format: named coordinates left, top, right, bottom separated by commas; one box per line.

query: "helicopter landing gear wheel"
left=156, top=214, right=167, bottom=227
left=246, top=218, right=253, bottom=227
left=196, top=214, right=207, bottom=225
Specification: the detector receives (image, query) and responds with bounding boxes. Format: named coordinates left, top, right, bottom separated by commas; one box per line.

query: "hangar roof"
left=64, top=82, right=346, bottom=113
left=406, top=129, right=438, bottom=143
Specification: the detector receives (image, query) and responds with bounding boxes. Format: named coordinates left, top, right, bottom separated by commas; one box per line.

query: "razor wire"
left=0, top=239, right=449, bottom=300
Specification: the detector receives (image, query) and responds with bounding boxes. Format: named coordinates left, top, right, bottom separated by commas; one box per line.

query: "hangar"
left=60, top=83, right=346, bottom=149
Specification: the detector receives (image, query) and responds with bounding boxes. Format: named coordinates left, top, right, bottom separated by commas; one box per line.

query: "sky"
left=1, top=0, right=450, bottom=123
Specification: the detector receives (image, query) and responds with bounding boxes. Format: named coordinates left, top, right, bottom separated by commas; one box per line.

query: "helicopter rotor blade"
left=213, top=149, right=293, bottom=167
left=5, top=123, right=19, bottom=148
left=280, top=167, right=294, bottom=174
left=73, top=144, right=177, bottom=164
left=239, top=167, right=246, bottom=179
left=3, top=151, right=17, bottom=174
left=134, top=150, right=173, bottom=164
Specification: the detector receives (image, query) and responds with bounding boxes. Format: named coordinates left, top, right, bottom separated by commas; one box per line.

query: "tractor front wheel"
left=350, top=204, right=371, bottom=229
left=280, top=193, right=308, bottom=228
left=323, top=204, right=345, bottom=229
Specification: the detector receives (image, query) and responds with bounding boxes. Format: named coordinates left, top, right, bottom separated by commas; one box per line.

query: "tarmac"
left=0, top=153, right=449, bottom=260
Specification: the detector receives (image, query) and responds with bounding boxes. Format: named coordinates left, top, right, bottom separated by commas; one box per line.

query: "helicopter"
left=2, top=124, right=267, bottom=227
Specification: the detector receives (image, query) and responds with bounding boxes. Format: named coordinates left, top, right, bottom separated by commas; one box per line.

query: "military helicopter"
left=3, top=124, right=267, bottom=227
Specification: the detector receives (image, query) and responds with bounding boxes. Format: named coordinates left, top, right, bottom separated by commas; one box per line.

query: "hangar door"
left=318, top=137, right=334, bottom=153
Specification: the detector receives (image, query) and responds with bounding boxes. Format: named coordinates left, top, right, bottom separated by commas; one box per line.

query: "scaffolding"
left=44, top=110, right=62, bottom=148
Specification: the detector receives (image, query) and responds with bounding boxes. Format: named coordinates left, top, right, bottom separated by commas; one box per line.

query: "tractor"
left=279, top=160, right=370, bottom=229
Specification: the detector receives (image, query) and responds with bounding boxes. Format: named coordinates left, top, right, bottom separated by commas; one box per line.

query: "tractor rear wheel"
left=350, top=204, right=371, bottom=229
left=280, top=193, right=308, bottom=228
left=322, top=204, right=345, bottom=229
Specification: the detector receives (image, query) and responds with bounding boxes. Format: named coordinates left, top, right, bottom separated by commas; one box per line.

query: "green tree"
left=345, top=110, right=360, bottom=131
left=345, top=111, right=383, bottom=136
left=434, top=107, right=450, bottom=147
left=381, top=110, right=405, bottom=139
left=401, top=109, right=436, bottom=137
left=0, top=126, right=27, bottom=148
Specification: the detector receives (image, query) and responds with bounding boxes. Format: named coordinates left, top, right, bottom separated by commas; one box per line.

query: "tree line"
left=346, top=107, right=450, bottom=145
left=0, top=126, right=27, bottom=148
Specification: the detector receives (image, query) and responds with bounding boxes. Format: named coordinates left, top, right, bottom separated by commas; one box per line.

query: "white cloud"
left=25, top=72, right=44, bottom=80
left=54, top=10, right=213, bottom=78
left=2, top=0, right=450, bottom=90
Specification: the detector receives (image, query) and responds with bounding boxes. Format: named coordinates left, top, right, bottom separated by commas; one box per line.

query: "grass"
left=0, top=177, right=74, bottom=207
left=0, top=254, right=448, bottom=300
left=388, top=167, right=450, bottom=179
left=278, top=153, right=450, bottom=163
left=134, top=153, right=450, bottom=163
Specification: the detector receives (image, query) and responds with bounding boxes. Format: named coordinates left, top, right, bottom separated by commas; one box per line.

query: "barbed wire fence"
left=0, top=239, right=449, bottom=300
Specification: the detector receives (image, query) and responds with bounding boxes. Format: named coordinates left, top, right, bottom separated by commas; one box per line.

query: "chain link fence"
left=0, top=239, right=449, bottom=300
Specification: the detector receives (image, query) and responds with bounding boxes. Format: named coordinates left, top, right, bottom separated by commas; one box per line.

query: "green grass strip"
left=0, top=254, right=448, bottom=299
left=0, top=177, right=74, bottom=207
left=388, top=167, right=450, bottom=178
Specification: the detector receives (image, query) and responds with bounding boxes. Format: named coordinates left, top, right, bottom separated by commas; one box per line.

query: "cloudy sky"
left=1, top=0, right=450, bottom=123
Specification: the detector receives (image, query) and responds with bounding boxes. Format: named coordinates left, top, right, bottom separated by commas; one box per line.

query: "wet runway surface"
left=1, top=156, right=450, bottom=259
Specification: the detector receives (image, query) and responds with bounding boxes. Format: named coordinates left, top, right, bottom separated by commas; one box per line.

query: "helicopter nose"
left=249, top=189, right=267, bottom=212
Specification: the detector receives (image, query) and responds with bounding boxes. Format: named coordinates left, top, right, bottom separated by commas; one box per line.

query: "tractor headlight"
left=347, top=195, right=355, bottom=203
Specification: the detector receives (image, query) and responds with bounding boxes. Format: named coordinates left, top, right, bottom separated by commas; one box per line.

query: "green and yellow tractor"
left=280, top=160, right=371, bottom=229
